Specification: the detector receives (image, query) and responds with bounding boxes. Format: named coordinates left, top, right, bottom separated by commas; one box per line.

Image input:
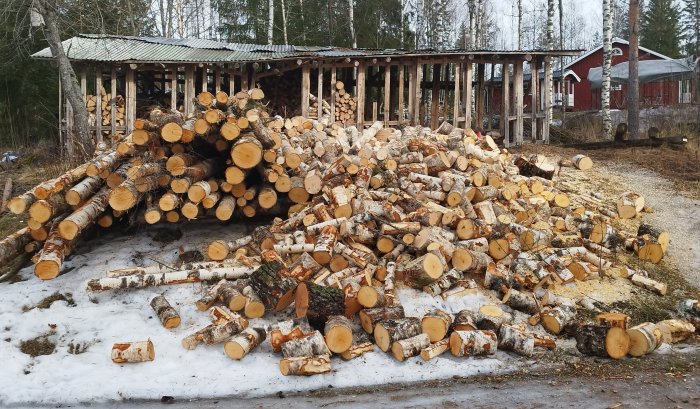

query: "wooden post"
left=414, top=62, right=422, bottom=125
left=543, top=57, right=552, bottom=144
left=170, top=66, right=178, bottom=111
left=384, top=65, right=391, bottom=124
left=302, top=65, right=310, bottom=118
left=453, top=63, right=461, bottom=125
left=501, top=63, right=510, bottom=147
left=398, top=64, right=405, bottom=124
left=408, top=63, right=415, bottom=124
left=488, top=64, right=495, bottom=131
left=110, top=67, right=117, bottom=135
left=464, top=62, right=473, bottom=129
left=80, top=67, right=87, bottom=100
left=531, top=59, right=539, bottom=141
left=215, top=68, right=221, bottom=92
left=514, top=61, right=524, bottom=145
left=229, top=68, right=235, bottom=95
left=186, top=65, right=196, bottom=115
left=356, top=61, right=366, bottom=127
left=330, top=66, right=336, bottom=121
left=475, top=64, right=485, bottom=131
left=241, top=65, right=249, bottom=91
left=372, top=101, right=378, bottom=123
left=201, top=66, right=208, bottom=93
left=125, top=65, right=136, bottom=134
left=431, top=64, right=440, bottom=129
left=58, top=72, right=63, bottom=154
left=317, top=65, right=324, bottom=119
left=95, top=67, right=102, bottom=143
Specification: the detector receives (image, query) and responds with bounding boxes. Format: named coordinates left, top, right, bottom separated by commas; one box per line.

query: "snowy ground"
left=0, top=220, right=527, bottom=407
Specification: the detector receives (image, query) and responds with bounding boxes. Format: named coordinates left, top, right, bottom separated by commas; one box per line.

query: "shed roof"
left=31, top=34, right=581, bottom=64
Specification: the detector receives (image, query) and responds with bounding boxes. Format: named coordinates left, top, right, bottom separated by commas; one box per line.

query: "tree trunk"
left=295, top=281, right=345, bottom=328
left=359, top=305, right=405, bottom=334
left=58, top=186, right=110, bottom=240
left=35, top=0, right=92, bottom=156
left=0, top=228, right=32, bottom=267
left=602, top=0, right=613, bottom=139
left=86, top=265, right=255, bottom=291
left=249, top=260, right=297, bottom=311
left=628, top=0, right=640, bottom=140
left=182, top=317, right=249, bottom=350
left=268, top=0, right=274, bottom=45
left=498, top=324, right=535, bottom=356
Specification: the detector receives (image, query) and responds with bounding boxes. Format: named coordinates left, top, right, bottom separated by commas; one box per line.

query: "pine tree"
left=641, top=0, right=683, bottom=57
left=682, top=0, right=700, bottom=56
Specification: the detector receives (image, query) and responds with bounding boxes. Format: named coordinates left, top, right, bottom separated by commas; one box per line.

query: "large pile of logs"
left=2, top=86, right=694, bottom=374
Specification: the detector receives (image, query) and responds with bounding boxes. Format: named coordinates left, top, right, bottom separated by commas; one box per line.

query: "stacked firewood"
left=1, top=87, right=696, bottom=373
left=86, top=91, right=126, bottom=128
left=332, top=81, right=356, bottom=123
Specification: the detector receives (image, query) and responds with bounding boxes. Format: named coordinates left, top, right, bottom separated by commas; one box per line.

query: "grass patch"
left=0, top=212, right=24, bottom=237
left=19, top=333, right=56, bottom=357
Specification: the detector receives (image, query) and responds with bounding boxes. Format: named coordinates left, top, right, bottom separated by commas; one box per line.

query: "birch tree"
left=268, top=0, right=274, bottom=44
left=546, top=0, right=554, bottom=121
left=602, top=0, right=613, bottom=139
left=628, top=0, right=640, bottom=140
left=349, top=0, right=356, bottom=48
left=517, top=0, right=522, bottom=49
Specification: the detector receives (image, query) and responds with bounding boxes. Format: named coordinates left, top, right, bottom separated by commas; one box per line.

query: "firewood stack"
left=1, top=86, right=695, bottom=373
left=331, top=81, right=357, bottom=123
left=86, top=91, right=126, bottom=129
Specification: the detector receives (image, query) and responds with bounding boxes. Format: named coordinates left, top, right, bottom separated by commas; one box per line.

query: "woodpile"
left=3, top=86, right=696, bottom=373
left=86, top=91, right=126, bottom=130
left=331, top=81, right=357, bottom=123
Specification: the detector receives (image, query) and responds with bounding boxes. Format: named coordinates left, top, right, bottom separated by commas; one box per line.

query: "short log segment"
left=111, top=339, right=155, bottom=363
left=502, top=288, right=539, bottom=314
left=374, top=317, right=422, bottom=352
left=476, top=304, right=512, bottom=332
left=359, top=305, right=406, bottom=334
left=280, top=354, right=331, bottom=376
left=397, top=253, right=444, bottom=288
left=323, top=315, right=354, bottom=353
left=58, top=186, right=110, bottom=240
left=182, top=316, right=249, bottom=350
left=449, top=330, right=498, bottom=357
left=391, top=333, right=430, bottom=361
left=627, top=322, right=663, bottom=357
left=421, top=310, right=452, bottom=342
left=196, top=279, right=228, bottom=311
left=249, top=260, right=297, bottom=311
left=34, top=227, right=72, bottom=280
left=220, top=281, right=247, bottom=311
left=149, top=294, right=181, bottom=329
left=269, top=317, right=313, bottom=352
left=65, top=176, right=103, bottom=205
left=420, top=338, right=450, bottom=361
left=281, top=330, right=331, bottom=358
left=630, top=274, right=667, bottom=296
left=499, top=324, right=535, bottom=357
left=452, top=309, right=477, bottom=331
left=541, top=304, right=576, bottom=335
left=224, top=327, right=267, bottom=360
left=296, top=281, right=345, bottom=328
left=656, top=319, right=696, bottom=343
left=576, top=324, right=630, bottom=359
left=423, top=268, right=463, bottom=296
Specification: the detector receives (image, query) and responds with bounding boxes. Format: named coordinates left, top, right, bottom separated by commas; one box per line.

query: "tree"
left=628, top=0, right=640, bottom=140
left=682, top=0, right=700, bottom=56
left=546, top=0, right=554, bottom=122
left=641, top=0, right=682, bottom=58
left=602, top=0, right=613, bottom=139
left=611, top=0, right=629, bottom=39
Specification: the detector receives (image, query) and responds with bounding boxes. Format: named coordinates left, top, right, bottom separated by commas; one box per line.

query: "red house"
left=563, top=38, right=692, bottom=111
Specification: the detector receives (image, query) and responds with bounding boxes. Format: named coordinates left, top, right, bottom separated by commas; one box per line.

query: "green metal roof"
left=31, top=34, right=582, bottom=64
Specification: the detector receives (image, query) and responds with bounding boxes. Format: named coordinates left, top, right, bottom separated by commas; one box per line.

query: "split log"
left=630, top=274, right=667, bottom=296
left=269, top=317, right=313, bottom=352
left=421, top=310, right=452, bottom=343
left=359, top=305, right=406, bottom=334
left=374, top=317, right=422, bottom=352
left=224, top=327, right=267, bottom=360
left=391, top=333, right=431, bottom=361
left=249, top=260, right=297, bottom=311
left=279, top=354, right=331, bottom=376
left=449, top=330, right=498, bottom=357
left=627, top=322, right=663, bottom=357
left=542, top=304, right=576, bottom=335
left=295, top=281, right=345, bottom=328
left=423, top=268, right=463, bottom=296
left=111, top=339, right=155, bottom=363
left=149, top=294, right=181, bottom=329
left=498, top=324, right=535, bottom=357
left=420, top=338, right=450, bottom=361
left=451, top=309, right=477, bottom=331
left=617, top=192, right=645, bottom=219
left=397, top=253, right=443, bottom=288
left=281, top=330, right=330, bottom=358
left=323, top=315, right=354, bottom=353
left=637, top=224, right=670, bottom=253
left=182, top=316, right=249, bottom=350
left=656, top=319, right=696, bottom=343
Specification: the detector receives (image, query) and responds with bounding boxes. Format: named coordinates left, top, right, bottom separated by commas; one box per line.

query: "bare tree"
left=33, top=0, right=92, bottom=156
left=268, top=0, right=274, bottom=44
left=546, top=0, right=554, bottom=122
left=281, top=0, right=289, bottom=44
left=628, top=0, right=640, bottom=139
left=348, top=0, right=356, bottom=48
left=602, top=0, right=613, bottom=139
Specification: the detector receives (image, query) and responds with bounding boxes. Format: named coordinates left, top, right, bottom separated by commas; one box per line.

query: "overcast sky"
left=491, top=0, right=603, bottom=49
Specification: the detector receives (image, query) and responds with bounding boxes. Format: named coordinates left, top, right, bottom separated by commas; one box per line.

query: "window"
left=612, top=47, right=623, bottom=56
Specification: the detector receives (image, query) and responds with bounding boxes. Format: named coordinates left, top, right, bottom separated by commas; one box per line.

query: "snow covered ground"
left=0, top=221, right=525, bottom=407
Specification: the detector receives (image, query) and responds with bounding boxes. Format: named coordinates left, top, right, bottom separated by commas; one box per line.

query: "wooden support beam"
left=301, top=65, right=310, bottom=118
left=414, top=63, right=423, bottom=125
left=398, top=64, right=405, bottom=124
left=110, top=67, right=117, bottom=135
left=125, top=65, right=136, bottom=134
left=384, top=66, right=391, bottom=124
left=372, top=101, right=378, bottom=123
left=241, top=65, right=249, bottom=91
left=330, top=66, right=336, bottom=121
left=407, top=63, right=415, bottom=124
left=531, top=60, right=539, bottom=141
left=95, top=67, right=102, bottom=143
left=228, top=68, right=235, bottom=95
left=215, top=69, right=221, bottom=92
left=170, top=66, right=178, bottom=111
left=453, top=63, right=461, bottom=125
left=431, top=64, right=441, bottom=129
left=514, top=62, right=524, bottom=145
left=464, top=63, right=473, bottom=129
left=185, top=65, right=195, bottom=116
left=475, top=64, right=485, bottom=131
left=488, top=64, right=495, bottom=131
left=317, top=65, right=324, bottom=119
left=501, top=63, right=510, bottom=147
left=80, top=68, right=87, bottom=100
left=356, top=62, right=366, bottom=127
left=543, top=58, right=552, bottom=144
left=201, top=66, right=208, bottom=93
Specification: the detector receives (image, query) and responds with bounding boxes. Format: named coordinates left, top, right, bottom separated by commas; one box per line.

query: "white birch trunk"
left=602, top=0, right=613, bottom=139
